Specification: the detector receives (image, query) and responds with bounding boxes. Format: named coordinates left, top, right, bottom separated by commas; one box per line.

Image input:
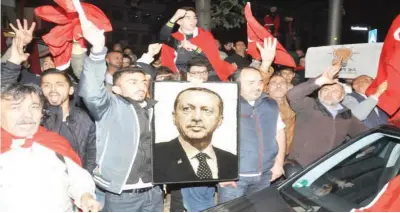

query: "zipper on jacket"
left=119, top=105, right=141, bottom=193
left=253, top=107, right=263, bottom=174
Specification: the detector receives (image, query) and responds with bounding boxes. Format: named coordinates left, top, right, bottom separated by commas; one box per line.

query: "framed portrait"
left=152, top=81, right=239, bottom=184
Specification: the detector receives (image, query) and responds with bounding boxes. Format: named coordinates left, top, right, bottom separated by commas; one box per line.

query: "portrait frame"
left=151, top=81, right=240, bottom=184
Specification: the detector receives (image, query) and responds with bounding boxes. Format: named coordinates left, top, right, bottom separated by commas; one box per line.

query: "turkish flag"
left=366, top=15, right=400, bottom=124
left=35, top=0, right=112, bottom=70
left=244, top=3, right=295, bottom=67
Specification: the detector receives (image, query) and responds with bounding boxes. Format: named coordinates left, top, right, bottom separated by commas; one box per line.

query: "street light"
left=350, top=26, right=369, bottom=31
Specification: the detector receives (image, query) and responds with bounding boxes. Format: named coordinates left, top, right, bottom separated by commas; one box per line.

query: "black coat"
left=153, top=138, right=238, bottom=184
left=42, top=105, right=96, bottom=174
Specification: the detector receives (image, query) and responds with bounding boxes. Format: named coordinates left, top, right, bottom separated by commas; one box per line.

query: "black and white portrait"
left=152, top=82, right=239, bottom=184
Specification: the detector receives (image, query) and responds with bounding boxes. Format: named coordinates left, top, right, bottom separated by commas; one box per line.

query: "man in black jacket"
left=1, top=19, right=96, bottom=174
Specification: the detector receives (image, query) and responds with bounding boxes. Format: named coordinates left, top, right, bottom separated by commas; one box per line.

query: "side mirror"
left=284, top=160, right=303, bottom=179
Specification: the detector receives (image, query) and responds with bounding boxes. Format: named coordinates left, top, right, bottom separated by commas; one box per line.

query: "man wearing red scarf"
left=0, top=81, right=100, bottom=211
left=160, top=7, right=236, bottom=81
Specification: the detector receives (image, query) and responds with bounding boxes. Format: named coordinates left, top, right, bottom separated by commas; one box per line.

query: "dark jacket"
left=225, top=53, right=252, bottom=69
left=239, top=94, right=279, bottom=174
left=1, top=61, right=96, bottom=174
left=159, top=22, right=206, bottom=72
left=153, top=138, right=238, bottom=184
left=42, top=105, right=97, bottom=174
left=287, top=79, right=368, bottom=166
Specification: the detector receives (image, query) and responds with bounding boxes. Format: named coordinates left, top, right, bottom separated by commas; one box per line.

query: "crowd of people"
left=0, top=5, right=396, bottom=212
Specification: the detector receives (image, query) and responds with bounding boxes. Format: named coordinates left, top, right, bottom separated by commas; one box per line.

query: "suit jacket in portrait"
left=153, top=137, right=238, bottom=183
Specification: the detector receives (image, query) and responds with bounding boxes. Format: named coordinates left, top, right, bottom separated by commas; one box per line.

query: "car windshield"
left=279, top=133, right=400, bottom=212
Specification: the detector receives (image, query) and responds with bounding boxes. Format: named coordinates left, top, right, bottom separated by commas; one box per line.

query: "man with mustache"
left=267, top=75, right=296, bottom=155
left=0, top=83, right=100, bottom=212
left=287, top=64, right=367, bottom=167
left=218, top=37, right=286, bottom=203
left=1, top=20, right=96, bottom=174
left=78, top=17, right=163, bottom=211
left=153, top=87, right=237, bottom=183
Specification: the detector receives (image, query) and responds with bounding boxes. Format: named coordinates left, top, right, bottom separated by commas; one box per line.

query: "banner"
left=305, top=43, right=383, bottom=79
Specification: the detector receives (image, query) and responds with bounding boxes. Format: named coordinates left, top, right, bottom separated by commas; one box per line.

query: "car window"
left=280, top=133, right=400, bottom=212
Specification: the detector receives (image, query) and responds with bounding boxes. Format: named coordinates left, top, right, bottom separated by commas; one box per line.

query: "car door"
left=279, top=130, right=400, bottom=212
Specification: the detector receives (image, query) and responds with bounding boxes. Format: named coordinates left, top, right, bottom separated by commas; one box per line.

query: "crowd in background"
left=0, top=4, right=395, bottom=212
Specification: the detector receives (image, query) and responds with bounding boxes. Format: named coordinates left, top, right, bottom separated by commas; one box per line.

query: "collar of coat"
left=314, top=99, right=352, bottom=119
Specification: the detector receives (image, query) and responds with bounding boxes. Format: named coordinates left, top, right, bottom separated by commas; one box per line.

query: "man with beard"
left=1, top=28, right=97, bottom=174
left=0, top=83, right=100, bottom=212
left=287, top=64, right=367, bottom=167
left=218, top=67, right=286, bottom=204
left=153, top=87, right=237, bottom=183
left=79, top=17, right=163, bottom=211
left=342, top=75, right=389, bottom=128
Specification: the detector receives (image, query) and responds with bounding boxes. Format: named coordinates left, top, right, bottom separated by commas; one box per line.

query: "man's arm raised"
left=78, top=16, right=111, bottom=121
left=160, top=9, right=187, bottom=42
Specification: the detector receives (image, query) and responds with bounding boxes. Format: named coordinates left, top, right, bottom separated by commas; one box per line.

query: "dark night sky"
left=26, top=0, right=399, bottom=50
left=213, top=0, right=399, bottom=49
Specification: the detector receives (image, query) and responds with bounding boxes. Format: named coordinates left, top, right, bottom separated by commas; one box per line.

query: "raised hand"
left=9, top=19, right=36, bottom=46
left=171, top=9, right=187, bottom=23
left=147, top=43, right=162, bottom=57
left=316, top=57, right=343, bottom=86
left=8, top=36, right=30, bottom=65
left=256, top=37, right=277, bottom=64
left=80, top=16, right=105, bottom=53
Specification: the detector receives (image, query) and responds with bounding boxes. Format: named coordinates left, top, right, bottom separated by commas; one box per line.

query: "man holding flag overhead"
left=160, top=7, right=236, bottom=81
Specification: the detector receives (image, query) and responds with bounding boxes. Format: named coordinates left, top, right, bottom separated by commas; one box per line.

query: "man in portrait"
left=153, top=87, right=238, bottom=183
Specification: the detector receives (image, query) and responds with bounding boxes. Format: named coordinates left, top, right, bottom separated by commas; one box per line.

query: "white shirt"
left=179, top=139, right=219, bottom=179
left=0, top=141, right=96, bottom=211
left=321, top=102, right=344, bottom=118
left=247, top=100, right=286, bottom=131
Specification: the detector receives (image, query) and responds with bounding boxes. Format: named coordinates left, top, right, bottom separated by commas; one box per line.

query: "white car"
left=206, top=125, right=400, bottom=212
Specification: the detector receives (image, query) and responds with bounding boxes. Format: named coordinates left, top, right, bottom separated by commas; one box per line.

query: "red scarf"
left=161, top=27, right=236, bottom=81
left=245, top=3, right=296, bottom=68
left=365, top=15, right=400, bottom=124
left=1, top=126, right=81, bottom=166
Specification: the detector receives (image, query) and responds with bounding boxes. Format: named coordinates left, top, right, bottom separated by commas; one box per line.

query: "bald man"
left=104, top=51, right=123, bottom=87
left=342, top=75, right=389, bottom=128
left=287, top=66, right=367, bottom=166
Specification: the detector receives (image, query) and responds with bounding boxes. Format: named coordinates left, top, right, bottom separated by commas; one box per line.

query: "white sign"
left=305, top=43, right=383, bottom=79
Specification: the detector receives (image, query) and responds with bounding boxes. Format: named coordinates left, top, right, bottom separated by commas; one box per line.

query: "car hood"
left=204, top=186, right=294, bottom=212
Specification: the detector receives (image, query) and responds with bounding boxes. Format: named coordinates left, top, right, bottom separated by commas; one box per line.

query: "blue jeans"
left=218, top=172, right=271, bottom=204
left=102, top=186, right=164, bottom=212
left=95, top=188, right=106, bottom=210
left=181, top=186, right=216, bottom=212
